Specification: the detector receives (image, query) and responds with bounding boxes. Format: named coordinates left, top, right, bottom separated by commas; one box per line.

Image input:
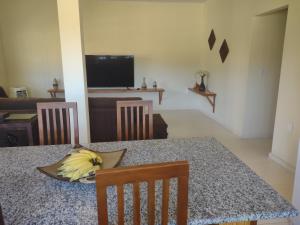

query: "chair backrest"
left=0, top=204, right=4, bottom=225
left=116, top=100, right=153, bottom=141
left=37, top=102, right=79, bottom=145
left=96, top=161, right=189, bottom=225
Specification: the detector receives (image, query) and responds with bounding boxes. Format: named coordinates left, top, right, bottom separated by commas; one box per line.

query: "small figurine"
left=153, top=81, right=157, bottom=89
left=53, top=78, right=59, bottom=89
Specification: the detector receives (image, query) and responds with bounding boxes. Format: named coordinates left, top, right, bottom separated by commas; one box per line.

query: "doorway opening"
left=242, top=8, right=288, bottom=142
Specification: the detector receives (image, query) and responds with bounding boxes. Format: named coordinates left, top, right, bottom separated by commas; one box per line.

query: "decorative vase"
left=141, top=77, right=147, bottom=89
left=199, top=75, right=206, bottom=92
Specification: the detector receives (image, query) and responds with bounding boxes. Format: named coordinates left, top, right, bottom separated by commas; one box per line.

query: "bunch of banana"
left=58, top=149, right=103, bottom=182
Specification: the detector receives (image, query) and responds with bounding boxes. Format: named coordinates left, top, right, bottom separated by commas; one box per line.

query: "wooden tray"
left=37, top=147, right=127, bottom=183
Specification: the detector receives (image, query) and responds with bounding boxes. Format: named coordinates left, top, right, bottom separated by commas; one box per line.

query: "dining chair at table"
left=96, top=161, right=189, bottom=225
left=116, top=100, right=153, bottom=141
left=37, top=102, right=79, bottom=145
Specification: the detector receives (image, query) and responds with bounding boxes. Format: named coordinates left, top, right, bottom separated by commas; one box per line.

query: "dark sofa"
left=0, top=97, right=168, bottom=143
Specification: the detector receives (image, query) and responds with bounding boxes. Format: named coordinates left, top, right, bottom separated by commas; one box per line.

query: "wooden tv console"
left=48, top=88, right=165, bottom=104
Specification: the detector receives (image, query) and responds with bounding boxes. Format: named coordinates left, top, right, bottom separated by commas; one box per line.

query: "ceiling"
left=106, top=0, right=207, bottom=2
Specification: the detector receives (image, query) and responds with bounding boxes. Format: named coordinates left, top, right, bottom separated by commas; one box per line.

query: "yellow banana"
left=78, top=149, right=98, bottom=158
left=57, top=148, right=103, bottom=181
left=64, top=160, right=92, bottom=169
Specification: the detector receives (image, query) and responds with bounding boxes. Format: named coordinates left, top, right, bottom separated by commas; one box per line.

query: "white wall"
left=80, top=0, right=207, bottom=110
left=0, top=0, right=63, bottom=97
left=242, top=10, right=287, bottom=138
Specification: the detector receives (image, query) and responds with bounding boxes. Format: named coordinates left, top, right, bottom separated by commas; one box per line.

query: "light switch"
left=288, top=122, right=294, bottom=133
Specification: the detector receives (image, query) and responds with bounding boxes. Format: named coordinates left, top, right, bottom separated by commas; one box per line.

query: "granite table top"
left=0, top=137, right=298, bottom=225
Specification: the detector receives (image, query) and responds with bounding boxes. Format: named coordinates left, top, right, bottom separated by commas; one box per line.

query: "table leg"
left=26, top=124, right=34, bottom=146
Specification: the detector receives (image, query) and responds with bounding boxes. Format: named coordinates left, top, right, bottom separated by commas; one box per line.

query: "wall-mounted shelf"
left=48, top=88, right=165, bottom=104
left=188, top=87, right=217, bottom=113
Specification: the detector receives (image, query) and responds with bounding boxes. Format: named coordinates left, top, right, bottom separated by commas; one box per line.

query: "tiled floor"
left=159, top=110, right=295, bottom=225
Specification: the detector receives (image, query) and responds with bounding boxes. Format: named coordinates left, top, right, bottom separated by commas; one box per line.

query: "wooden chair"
left=37, top=102, right=79, bottom=145
left=116, top=100, right=153, bottom=141
left=96, top=161, right=189, bottom=225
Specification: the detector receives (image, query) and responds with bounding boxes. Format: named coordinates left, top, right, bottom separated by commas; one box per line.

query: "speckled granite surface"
left=0, top=137, right=298, bottom=225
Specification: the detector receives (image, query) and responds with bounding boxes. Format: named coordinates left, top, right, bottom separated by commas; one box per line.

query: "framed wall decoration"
left=208, top=29, right=216, bottom=50
left=219, top=39, right=229, bottom=63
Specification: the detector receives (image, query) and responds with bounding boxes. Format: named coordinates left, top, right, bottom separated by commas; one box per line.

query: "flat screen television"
left=85, top=55, right=134, bottom=88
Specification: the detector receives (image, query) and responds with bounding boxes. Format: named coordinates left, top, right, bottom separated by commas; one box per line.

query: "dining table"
left=0, top=137, right=298, bottom=225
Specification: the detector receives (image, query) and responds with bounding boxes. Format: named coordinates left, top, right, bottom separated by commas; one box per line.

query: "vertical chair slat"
left=72, top=105, right=79, bottom=144
left=37, top=107, right=44, bottom=145
left=177, top=176, right=189, bottom=225
left=52, top=108, right=58, bottom=144
left=142, top=107, right=146, bottom=140
left=148, top=104, right=153, bottom=139
left=162, top=179, right=170, bottom=225
left=117, top=185, right=125, bottom=225
left=97, top=187, right=109, bottom=225
left=117, top=105, right=122, bottom=141
left=148, top=180, right=156, bottom=225
left=124, top=107, right=128, bottom=141
left=46, top=109, right=51, bottom=144
left=130, top=107, right=134, bottom=140
left=66, top=108, right=71, bottom=144
left=133, top=182, right=141, bottom=225
left=59, top=108, right=65, bottom=144
left=137, top=106, right=140, bottom=140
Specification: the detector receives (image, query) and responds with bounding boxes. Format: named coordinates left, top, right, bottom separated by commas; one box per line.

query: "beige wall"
left=0, top=0, right=207, bottom=109
left=80, top=0, right=206, bottom=109
left=0, top=33, right=7, bottom=91
left=202, top=0, right=300, bottom=169
left=0, top=0, right=62, bottom=97
left=201, top=0, right=255, bottom=135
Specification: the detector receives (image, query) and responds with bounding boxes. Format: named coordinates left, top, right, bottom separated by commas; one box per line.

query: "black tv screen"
left=86, top=55, right=134, bottom=88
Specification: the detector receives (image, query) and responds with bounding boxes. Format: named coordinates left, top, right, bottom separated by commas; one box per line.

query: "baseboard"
left=269, top=153, right=295, bottom=173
